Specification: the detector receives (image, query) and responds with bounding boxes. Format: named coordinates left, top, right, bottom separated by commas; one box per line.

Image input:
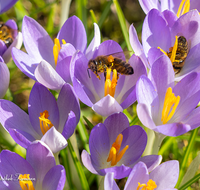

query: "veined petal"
left=41, top=127, right=68, bottom=153
left=138, top=0, right=161, bottom=14
left=104, top=172, right=120, bottom=190
left=92, top=95, right=123, bottom=117
left=22, top=16, right=54, bottom=65
left=162, top=10, right=177, bottom=27
left=57, top=15, right=87, bottom=53
left=35, top=60, right=66, bottom=90
left=0, top=62, right=9, bottom=98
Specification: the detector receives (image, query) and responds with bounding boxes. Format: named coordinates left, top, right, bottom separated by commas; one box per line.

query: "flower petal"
left=0, top=62, right=9, bottom=98
left=0, top=0, right=18, bottom=14
left=138, top=0, right=160, bottom=14
left=104, top=172, right=119, bottom=190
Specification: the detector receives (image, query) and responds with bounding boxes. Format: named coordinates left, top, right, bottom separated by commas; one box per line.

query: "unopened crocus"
left=136, top=54, right=200, bottom=137
left=130, top=9, right=200, bottom=81
left=104, top=160, right=179, bottom=190
left=0, top=0, right=18, bottom=14
left=0, top=141, right=66, bottom=190
left=0, top=82, right=80, bottom=153
left=71, top=41, right=147, bottom=117
left=81, top=112, right=162, bottom=179
left=0, top=61, right=9, bottom=98
left=0, top=20, right=22, bottom=63
left=12, top=15, right=100, bottom=90
left=138, top=0, right=200, bottom=16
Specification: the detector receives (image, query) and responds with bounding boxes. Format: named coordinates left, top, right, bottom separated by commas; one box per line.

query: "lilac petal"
left=35, top=60, right=66, bottom=90
left=9, top=128, right=32, bottom=148
left=0, top=150, right=36, bottom=189
left=5, top=19, right=18, bottom=30
left=119, top=126, right=147, bottom=166
left=0, top=40, right=7, bottom=56
left=147, top=47, right=164, bottom=67
left=104, top=112, right=129, bottom=144
left=157, top=123, right=191, bottom=136
left=22, top=16, right=54, bottom=65
left=0, top=62, right=9, bottom=98
left=28, top=82, right=59, bottom=135
left=41, top=127, right=68, bottom=153
left=26, top=141, right=55, bottom=184
left=138, top=0, right=160, bottom=14
left=129, top=24, right=149, bottom=68
left=171, top=10, right=200, bottom=49
left=92, top=95, right=123, bottom=117
left=0, top=0, right=18, bottom=14
left=0, top=100, right=37, bottom=136
left=162, top=10, right=177, bottom=28
left=137, top=103, right=157, bottom=130
left=12, top=47, right=37, bottom=80
left=104, top=172, right=119, bottom=190
left=124, top=162, right=149, bottom=190
left=142, top=9, right=171, bottom=55
left=81, top=150, right=98, bottom=174
left=57, top=43, right=76, bottom=62
left=57, top=83, right=80, bottom=132
left=150, top=160, right=179, bottom=189
left=102, top=165, right=132, bottom=179
left=3, top=31, right=23, bottom=63
left=58, top=16, right=87, bottom=53
left=43, top=165, right=66, bottom=190
left=149, top=54, right=174, bottom=100
left=130, top=155, right=162, bottom=172
left=89, top=123, right=110, bottom=171
left=86, top=23, right=101, bottom=60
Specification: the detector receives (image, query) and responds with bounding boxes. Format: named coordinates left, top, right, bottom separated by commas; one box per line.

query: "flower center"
left=136, top=179, right=157, bottom=190
left=39, top=110, right=54, bottom=135
left=53, top=38, right=66, bottom=66
left=177, top=0, right=190, bottom=17
left=161, top=87, right=180, bottom=124
left=104, top=55, right=118, bottom=97
left=19, top=174, right=35, bottom=190
left=107, top=134, right=129, bottom=166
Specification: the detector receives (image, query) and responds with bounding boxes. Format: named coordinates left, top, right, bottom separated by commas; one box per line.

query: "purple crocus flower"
left=81, top=112, right=162, bottom=179
left=130, top=9, right=200, bottom=81
left=0, top=82, right=80, bottom=153
left=0, top=20, right=22, bottom=63
left=0, top=0, right=18, bottom=14
left=104, top=160, right=179, bottom=190
left=138, top=0, right=200, bottom=15
left=136, top=54, right=200, bottom=137
left=0, top=61, right=9, bottom=98
left=71, top=41, right=147, bottom=117
left=12, top=15, right=100, bottom=90
left=0, top=141, right=66, bottom=190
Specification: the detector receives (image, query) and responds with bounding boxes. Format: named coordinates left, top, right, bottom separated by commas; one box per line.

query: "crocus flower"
left=0, top=61, right=9, bottom=98
left=81, top=112, right=162, bottom=179
left=130, top=9, right=200, bottom=81
left=12, top=15, right=100, bottom=90
left=136, top=54, right=200, bottom=137
left=104, top=160, right=179, bottom=190
left=71, top=40, right=147, bottom=117
left=0, top=141, right=66, bottom=190
left=0, top=82, right=80, bottom=153
left=138, top=0, right=200, bottom=16
left=0, top=0, right=18, bottom=14
left=0, top=20, right=22, bottom=63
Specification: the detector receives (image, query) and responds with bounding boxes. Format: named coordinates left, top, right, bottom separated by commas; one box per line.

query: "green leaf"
left=179, top=173, right=200, bottom=190
left=83, top=116, right=94, bottom=130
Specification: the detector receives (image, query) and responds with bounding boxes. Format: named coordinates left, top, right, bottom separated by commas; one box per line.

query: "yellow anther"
left=104, top=68, right=118, bottom=97
left=161, top=87, right=180, bottom=124
left=107, top=55, right=114, bottom=63
left=107, top=134, right=129, bottom=166
left=177, top=0, right=190, bottom=17
left=170, top=36, right=178, bottom=63
left=53, top=38, right=61, bottom=66
left=157, top=47, right=167, bottom=56
left=62, top=39, right=67, bottom=45
left=19, top=174, right=35, bottom=190
left=136, top=179, right=157, bottom=190
left=39, top=110, right=54, bottom=135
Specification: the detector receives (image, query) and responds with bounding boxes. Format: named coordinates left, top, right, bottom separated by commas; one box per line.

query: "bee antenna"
left=87, top=68, right=91, bottom=78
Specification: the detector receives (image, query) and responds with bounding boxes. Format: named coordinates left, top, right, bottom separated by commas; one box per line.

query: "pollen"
left=137, top=179, right=157, bottom=190
left=107, top=134, right=129, bottom=166
left=19, top=174, right=35, bottom=190
left=177, top=0, right=190, bottom=17
left=161, top=87, right=180, bottom=124
left=39, top=110, right=54, bottom=135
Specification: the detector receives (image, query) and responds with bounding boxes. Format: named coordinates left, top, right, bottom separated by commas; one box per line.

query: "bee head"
left=88, top=59, right=97, bottom=72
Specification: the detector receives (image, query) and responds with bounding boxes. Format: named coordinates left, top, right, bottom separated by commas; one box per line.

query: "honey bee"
left=167, top=36, right=189, bottom=74
left=0, top=22, right=15, bottom=48
left=87, top=53, right=134, bottom=80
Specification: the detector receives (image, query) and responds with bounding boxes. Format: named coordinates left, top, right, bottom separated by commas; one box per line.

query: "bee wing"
left=105, top=51, right=132, bottom=61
